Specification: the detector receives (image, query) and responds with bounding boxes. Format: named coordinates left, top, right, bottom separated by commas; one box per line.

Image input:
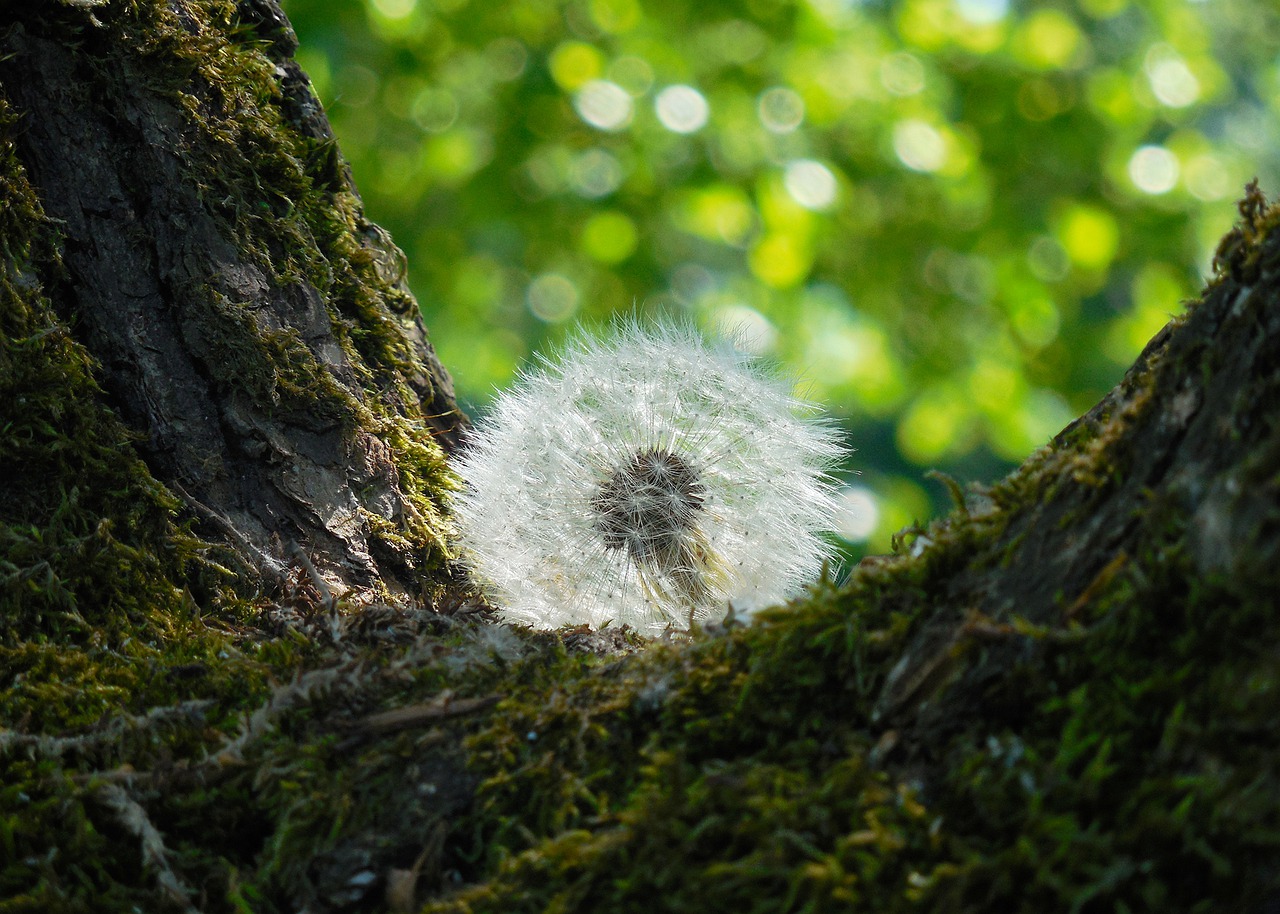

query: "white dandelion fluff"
left=452, top=323, right=845, bottom=635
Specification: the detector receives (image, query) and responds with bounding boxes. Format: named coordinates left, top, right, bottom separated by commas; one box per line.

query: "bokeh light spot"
left=528, top=273, right=580, bottom=322
left=893, top=119, right=946, bottom=172
left=1014, top=9, right=1083, bottom=69
left=757, top=87, right=805, bottom=134
left=486, top=38, right=528, bottom=81
left=422, top=129, right=492, bottom=185
left=880, top=52, right=926, bottom=96
left=706, top=19, right=767, bottom=65
left=371, top=0, right=416, bottom=19
left=1128, top=145, right=1179, bottom=195
left=1146, top=45, right=1200, bottom=108
left=748, top=233, right=812, bottom=288
left=1184, top=154, right=1231, bottom=201
left=1079, top=0, right=1127, bottom=16
left=411, top=88, right=458, bottom=134
left=955, top=0, right=1008, bottom=26
left=969, top=357, right=1023, bottom=417
left=897, top=387, right=971, bottom=464
left=669, top=263, right=716, bottom=305
left=570, top=148, right=624, bottom=198
left=1027, top=236, right=1070, bottom=282
left=1086, top=68, right=1136, bottom=121
left=681, top=185, right=756, bottom=245
left=801, top=299, right=905, bottom=414
left=1017, top=78, right=1072, bottom=121
left=335, top=65, right=378, bottom=108
left=655, top=85, right=710, bottom=134
left=784, top=160, right=838, bottom=210
left=550, top=42, right=603, bottom=91
left=590, top=0, right=640, bottom=33
left=1056, top=202, right=1119, bottom=270
left=609, top=56, right=655, bottom=95
left=710, top=304, right=777, bottom=355
left=1009, top=295, right=1061, bottom=348
left=834, top=486, right=880, bottom=542
left=574, top=80, right=633, bottom=131
left=581, top=211, right=638, bottom=264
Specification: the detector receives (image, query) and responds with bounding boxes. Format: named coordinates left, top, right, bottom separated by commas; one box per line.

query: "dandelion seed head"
left=452, top=323, right=845, bottom=634
left=592, top=448, right=705, bottom=560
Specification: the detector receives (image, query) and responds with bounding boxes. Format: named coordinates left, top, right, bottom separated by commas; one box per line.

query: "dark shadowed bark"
left=1, top=0, right=463, bottom=604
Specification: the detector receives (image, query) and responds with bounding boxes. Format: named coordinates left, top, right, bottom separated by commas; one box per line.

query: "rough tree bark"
left=1, top=0, right=465, bottom=608
left=3, top=2, right=1279, bottom=913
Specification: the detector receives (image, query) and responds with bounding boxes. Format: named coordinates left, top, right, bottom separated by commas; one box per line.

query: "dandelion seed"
left=452, top=323, right=845, bottom=634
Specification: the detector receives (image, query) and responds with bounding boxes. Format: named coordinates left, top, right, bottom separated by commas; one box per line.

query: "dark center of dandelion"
left=591, top=448, right=705, bottom=563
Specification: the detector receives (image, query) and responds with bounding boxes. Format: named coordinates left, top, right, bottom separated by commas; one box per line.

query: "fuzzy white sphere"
left=452, top=324, right=845, bottom=634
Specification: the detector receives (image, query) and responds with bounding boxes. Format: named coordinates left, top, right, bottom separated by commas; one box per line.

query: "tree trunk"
left=3, top=2, right=1280, bottom=913
left=1, top=0, right=464, bottom=610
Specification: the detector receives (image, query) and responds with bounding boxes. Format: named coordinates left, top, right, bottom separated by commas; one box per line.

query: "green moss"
left=0, top=1, right=459, bottom=904
left=414, top=490, right=1280, bottom=913
left=0, top=93, right=208, bottom=648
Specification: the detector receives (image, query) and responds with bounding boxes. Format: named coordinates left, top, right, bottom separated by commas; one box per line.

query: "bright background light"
left=287, top=0, right=1280, bottom=557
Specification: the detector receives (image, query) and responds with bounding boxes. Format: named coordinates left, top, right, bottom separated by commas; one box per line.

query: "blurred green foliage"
left=281, top=0, right=1278, bottom=554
